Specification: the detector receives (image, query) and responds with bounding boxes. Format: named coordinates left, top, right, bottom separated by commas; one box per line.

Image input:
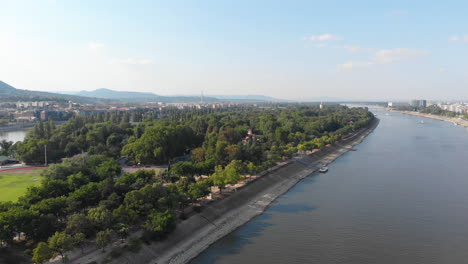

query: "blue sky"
left=1, top=0, right=467, bottom=100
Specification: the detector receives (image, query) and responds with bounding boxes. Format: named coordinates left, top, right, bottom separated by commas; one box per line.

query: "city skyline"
left=1, top=0, right=468, bottom=101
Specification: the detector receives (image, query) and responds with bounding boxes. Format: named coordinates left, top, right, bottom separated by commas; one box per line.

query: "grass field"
left=0, top=168, right=46, bottom=202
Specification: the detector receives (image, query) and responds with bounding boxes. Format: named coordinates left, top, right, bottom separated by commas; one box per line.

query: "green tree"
left=246, top=162, right=257, bottom=174
left=0, top=140, right=13, bottom=156
left=112, top=205, right=138, bottom=225
left=73, top=232, right=86, bottom=254
left=67, top=172, right=90, bottom=191
left=187, top=178, right=212, bottom=200
left=68, top=182, right=101, bottom=209
left=171, top=162, right=196, bottom=177
left=210, top=160, right=244, bottom=193
left=115, top=223, right=129, bottom=242
left=0, top=214, right=15, bottom=245
left=95, top=160, right=121, bottom=180
left=191, top=147, right=205, bottom=162
left=30, top=196, right=68, bottom=219
left=223, top=160, right=244, bottom=186
left=48, top=232, right=74, bottom=263
left=65, top=213, right=93, bottom=236
left=225, top=144, right=241, bottom=162
left=96, top=229, right=114, bottom=252
left=32, top=242, right=53, bottom=264
left=87, top=205, right=113, bottom=230
left=143, top=210, right=176, bottom=240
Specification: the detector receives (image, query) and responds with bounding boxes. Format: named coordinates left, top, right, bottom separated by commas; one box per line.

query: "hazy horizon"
left=1, top=0, right=467, bottom=101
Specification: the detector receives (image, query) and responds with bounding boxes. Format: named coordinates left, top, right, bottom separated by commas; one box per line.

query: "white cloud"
left=450, top=35, right=468, bottom=43
left=316, top=43, right=327, bottom=48
left=342, top=45, right=376, bottom=53
left=88, top=42, right=105, bottom=51
left=338, top=61, right=374, bottom=71
left=109, top=58, right=153, bottom=65
left=338, top=48, right=428, bottom=71
left=305, top=34, right=343, bottom=42
left=374, top=48, right=428, bottom=63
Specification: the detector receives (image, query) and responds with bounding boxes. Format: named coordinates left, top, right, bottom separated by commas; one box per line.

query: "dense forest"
left=12, top=105, right=374, bottom=167
left=0, top=104, right=374, bottom=263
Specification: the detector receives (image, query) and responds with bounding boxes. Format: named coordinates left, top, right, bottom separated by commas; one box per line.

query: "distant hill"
left=67, top=88, right=158, bottom=100
left=208, top=94, right=291, bottom=102
left=299, top=96, right=345, bottom=102
left=2, top=82, right=295, bottom=104
left=65, top=89, right=295, bottom=103
left=0, top=80, right=112, bottom=104
left=61, top=88, right=219, bottom=103
left=0, top=81, right=17, bottom=93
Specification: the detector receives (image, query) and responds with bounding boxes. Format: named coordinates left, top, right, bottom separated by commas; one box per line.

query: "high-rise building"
left=419, top=100, right=427, bottom=108
left=411, top=99, right=426, bottom=108
left=411, top=100, right=420, bottom=107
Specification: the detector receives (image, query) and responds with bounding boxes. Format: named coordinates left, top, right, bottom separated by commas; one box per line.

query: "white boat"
left=420, top=120, right=424, bottom=124
left=319, top=167, right=329, bottom=173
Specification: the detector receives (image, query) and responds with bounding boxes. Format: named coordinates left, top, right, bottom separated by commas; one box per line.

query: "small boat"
left=420, top=120, right=424, bottom=124
left=319, top=167, right=329, bottom=173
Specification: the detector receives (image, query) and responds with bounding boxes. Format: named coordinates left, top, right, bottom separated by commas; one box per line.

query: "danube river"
left=191, top=108, right=468, bottom=264
left=0, top=129, right=28, bottom=143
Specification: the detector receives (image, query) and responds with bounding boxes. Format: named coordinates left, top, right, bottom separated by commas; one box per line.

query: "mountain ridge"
left=2, top=81, right=303, bottom=103
left=60, top=88, right=218, bottom=103
left=65, top=88, right=159, bottom=100
left=0, top=80, right=111, bottom=104
left=60, top=89, right=289, bottom=102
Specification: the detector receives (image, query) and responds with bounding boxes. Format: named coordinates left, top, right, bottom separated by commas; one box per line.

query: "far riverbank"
left=392, top=110, right=468, bottom=127
left=0, top=123, right=36, bottom=132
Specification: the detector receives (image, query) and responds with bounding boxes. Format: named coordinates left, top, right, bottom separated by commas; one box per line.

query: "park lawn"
left=0, top=168, right=46, bottom=202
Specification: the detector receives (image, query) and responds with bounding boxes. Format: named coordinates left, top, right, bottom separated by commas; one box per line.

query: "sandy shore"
left=393, top=110, right=468, bottom=127
left=70, top=119, right=379, bottom=264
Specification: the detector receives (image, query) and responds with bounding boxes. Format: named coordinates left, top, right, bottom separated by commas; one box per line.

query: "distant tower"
left=200, top=91, right=204, bottom=104
left=319, top=102, right=323, bottom=109
left=68, top=100, right=73, bottom=109
left=40, top=111, right=48, bottom=121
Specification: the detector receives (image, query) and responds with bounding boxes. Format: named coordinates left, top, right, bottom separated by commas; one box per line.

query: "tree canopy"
left=0, top=103, right=375, bottom=263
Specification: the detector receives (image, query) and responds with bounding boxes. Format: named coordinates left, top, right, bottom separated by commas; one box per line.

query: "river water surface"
left=191, top=108, right=468, bottom=264
left=0, top=129, right=28, bottom=143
